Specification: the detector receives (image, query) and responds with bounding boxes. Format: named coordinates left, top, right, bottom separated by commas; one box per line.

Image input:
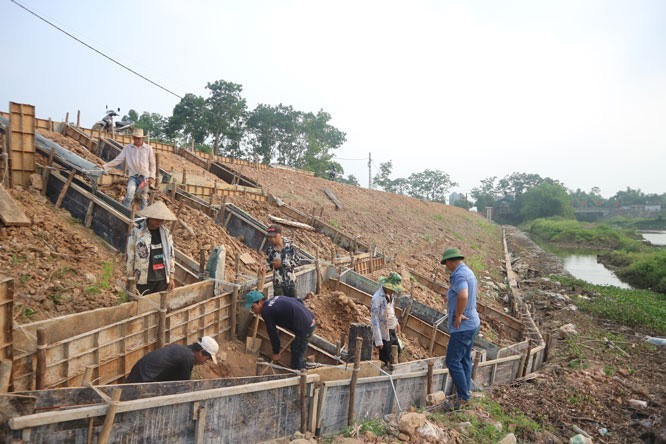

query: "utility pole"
left=368, top=152, right=372, bottom=189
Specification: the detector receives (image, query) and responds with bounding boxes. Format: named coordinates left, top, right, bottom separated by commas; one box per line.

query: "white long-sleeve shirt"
left=104, top=143, right=156, bottom=180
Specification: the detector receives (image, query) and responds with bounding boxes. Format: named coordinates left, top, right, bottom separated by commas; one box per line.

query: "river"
left=640, top=230, right=666, bottom=246
left=535, top=242, right=633, bottom=289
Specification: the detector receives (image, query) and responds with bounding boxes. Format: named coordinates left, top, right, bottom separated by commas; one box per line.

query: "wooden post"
left=64, top=112, right=69, bottom=125
left=158, top=292, right=167, bottom=348
left=127, top=277, right=136, bottom=295
left=544, top=333, right=553, bottom=362
left=84, top=178, right=99, bottom=228
left=0, top=360, right=12, bottom=393
left=369, top=245, right=375, bottom=273
left=41, top=147, right=56, bottom=196
left=199, top=248, right=206, bottom=280
left=391, top=344, right=398, bottom=365
left=82, top=365, right=94, bottom=386
left=182, top=169, right=187, bottom=185
left=170, top=180, right=177, bottom=199
left=522, top=341, right=533, bottom=377
left=348, top=336, right=363, bottom=426
left=428, top=323, right=438, bottom=354
left=98, top=388, right=122, bottom=444
left=315, top=247, right=322, bottom=294
left=300, top=370, right=308, bottom=433
left=230, top=286, right=238, bottom=339
left=426, top=360, right=434, bottom=400
left=36, top=328, right=47, bottom=390
left=55, top=170, right=76, bottom=208
left=76, top=110, right=80, bottom=127
left=234, top=252, right=240, bottom=284
left=471, top=351, right=481, bottom=380
left=171, top=200, right=185, bottom=232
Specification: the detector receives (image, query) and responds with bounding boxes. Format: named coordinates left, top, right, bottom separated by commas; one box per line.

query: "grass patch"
left=343, top=419, right=387, bottom=437
left=329, top=219, right=339, bottom=228
left=552, top=275, right=666, bottom=334
left=527, top=218, right=643, bottom=251
left=430, top=398, right=542, bottom=443
left=433, top=214, right=445, bottom=222
left=20, top=274, right=32, bottom=284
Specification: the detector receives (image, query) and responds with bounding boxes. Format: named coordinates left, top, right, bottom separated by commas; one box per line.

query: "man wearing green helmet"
left=440, top=248, right=480, bottom=407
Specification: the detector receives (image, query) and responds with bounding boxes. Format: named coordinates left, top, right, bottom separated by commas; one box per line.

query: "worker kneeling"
left=125, top=336, right=219, bottom=383
left=244, top=290, right=316, bottom=370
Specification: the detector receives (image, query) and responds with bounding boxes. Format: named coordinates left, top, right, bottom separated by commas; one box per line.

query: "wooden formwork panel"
left=474, top=355, right=523, bottom=387
left=354, top=257, right=385, bottom=274
left=167, top=294, right=231, bottom=344
left=8, top=102, right=36, bottom=187
left=62, top=124, right=97, bottom=152
left=0, top=279, right=13, bottom=362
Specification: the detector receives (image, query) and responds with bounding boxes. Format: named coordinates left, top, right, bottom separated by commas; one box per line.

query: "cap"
left=441, top=248, right=465, bottom=264
left=266, top=224, right=282, bottom=237
left=243, top=290, right=265, bottom=310
left=197, top=336, right=219, bottom=364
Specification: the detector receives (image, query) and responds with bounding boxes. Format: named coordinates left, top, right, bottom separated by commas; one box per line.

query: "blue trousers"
left=123, top=175, right=148, bottom=210
left=445, top=326, right=479, bottom=401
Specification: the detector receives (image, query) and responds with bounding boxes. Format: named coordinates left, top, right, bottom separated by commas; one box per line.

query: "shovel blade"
left=245, top=337, right=262, bottom=354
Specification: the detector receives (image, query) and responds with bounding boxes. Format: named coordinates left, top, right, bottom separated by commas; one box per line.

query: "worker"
left=102, top=128, right=156, bottom=210
left=244, top=290, right=316, bottom=370
left=371, top=272, right=404, bottom=368
left=127, top=200, right=176, bottom=295
left=264, top=224, right=299, bottom=297
left=440, top=248, right=480, bottom=408
left=125, top=336, right=219, bottom=383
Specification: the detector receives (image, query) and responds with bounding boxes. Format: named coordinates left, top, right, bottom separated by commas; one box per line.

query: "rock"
left=364, top=430, right=376, bottom=441
left=559, top=323, right=578, bottom=338
left=398, top=412, right=427, bottom=437
left=84, top=273, right=97, bottom=284
left=497, top=432, right=517, bottom=444
left=426, top=390, right=446, bottom=405
left=30, top=174, right=43, bottom=190
left=456, top=421, right=472, bottom=431
left=415, top=421, right=446, bottom=442
left=397, top=432, right=410, bottom=442
left=628, top=399, right=647, bottom=408
left=569, top=434, right=593, bottom=444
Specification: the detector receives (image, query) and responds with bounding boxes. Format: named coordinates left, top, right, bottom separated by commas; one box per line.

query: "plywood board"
left=0, top=184, right=30, bottom=226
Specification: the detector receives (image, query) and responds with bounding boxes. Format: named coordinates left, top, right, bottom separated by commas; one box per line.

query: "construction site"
left=0, top=102, right=663, bottom=444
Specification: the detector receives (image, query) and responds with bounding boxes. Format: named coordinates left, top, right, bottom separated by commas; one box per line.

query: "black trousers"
left=136, top=280, right=168, bottom=296
left=378, top=329, right=401, bottom=365
left=273, top=284, right=296, bottom=297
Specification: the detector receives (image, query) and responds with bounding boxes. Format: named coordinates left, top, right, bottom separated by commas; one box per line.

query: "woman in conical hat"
left=127, top=200, right=177, bottom=295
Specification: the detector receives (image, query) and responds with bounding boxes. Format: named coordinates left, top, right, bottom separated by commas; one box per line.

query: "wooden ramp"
left=0, top=184, right=30, bottom=226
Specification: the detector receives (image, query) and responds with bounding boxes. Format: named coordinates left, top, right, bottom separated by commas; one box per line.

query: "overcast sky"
left=1, top=0, right=664, bottom=198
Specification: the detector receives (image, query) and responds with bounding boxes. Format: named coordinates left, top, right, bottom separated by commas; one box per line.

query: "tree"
left=166, top=93, right=207, bottom=145
left=520, top=181, right=575, bottom=221
left=373, top=161, right=395, bottom=192
left=453, top=197, right=473, bottom=210
left=338, top=174, right=360, bottom=186
left=299, top=110, right=347, bottom=176
left=407, top=169, right=457, bottom=202
left=204, top=80, right=247, bottom=157
left=497, top=172, right=545, bottom=197
left=471, top=176, right=498, bottom=211
left=246, top=104, right=299, bottom=164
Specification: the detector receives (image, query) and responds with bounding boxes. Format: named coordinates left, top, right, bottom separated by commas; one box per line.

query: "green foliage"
left=527, top=218, right=643, bottom=250
left=125, top=109, right=169, bottom=140
left=343, top=419, right=387, bottom=437
left=519, top=181, right=575, bottom=221
left=407, top=169, right=458, bottom=202
left=552, top=276, right=666, bottom=334
left=433, top=214, right=444, bottom=222
left=615, top=249, right=666, bottom=293
left=23, top=307, right=36, bottom=318
left=329, top=219, right=339, bottom=228
left=337, top=174, right=360, bottom=186
left=20, top=274, right=31, bottom=284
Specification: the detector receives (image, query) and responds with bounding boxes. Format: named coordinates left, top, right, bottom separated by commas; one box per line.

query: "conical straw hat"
left=137, top=201, right=177, bottom=221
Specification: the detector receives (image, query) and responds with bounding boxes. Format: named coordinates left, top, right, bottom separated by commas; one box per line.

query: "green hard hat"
left=441, top=248, right=464, bottom=264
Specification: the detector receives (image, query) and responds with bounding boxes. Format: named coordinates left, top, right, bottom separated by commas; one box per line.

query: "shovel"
left=245, top=315, right=262, bottom=354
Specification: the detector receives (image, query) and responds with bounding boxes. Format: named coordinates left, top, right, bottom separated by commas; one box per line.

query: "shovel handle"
left=251, top=315, right=260, bottom=338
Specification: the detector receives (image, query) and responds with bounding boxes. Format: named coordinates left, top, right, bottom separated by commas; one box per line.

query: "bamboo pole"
left=426, top=360, right=434, bottom=401
left=158, top=292, right=167, bottom=348
left=347, top=336, right=363, bottom=426
left=315, top=247, right=321, bottom=294
left=97, top=388, right=122, bottom=444
left=36, top=328, right=47, bottom=390
left=234, top=252, right=240, bottom=283
left=300, top=370, right=308, bottom=433
left=428, top=323, right=438, bottom=354
left=230, top=286, right=238, bottom=340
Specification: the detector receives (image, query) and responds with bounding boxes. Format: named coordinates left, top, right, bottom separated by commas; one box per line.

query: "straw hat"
left=131, top=128, right=146, bottom=138
left=137, top=201, right=177, bottom=221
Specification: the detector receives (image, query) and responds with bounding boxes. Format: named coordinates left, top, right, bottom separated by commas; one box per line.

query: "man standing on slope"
left=441, top=248, right=480, bottom=408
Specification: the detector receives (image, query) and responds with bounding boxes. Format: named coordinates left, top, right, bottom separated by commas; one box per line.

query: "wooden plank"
left=322, top=188, right=342, bottom=209
left=268, top=215, right=315, bottom=231
left=0, top=184, right=31, bottom=225
left=239, top=252, right=256, bottom=265
left=8, top=102, right=36, bottom=187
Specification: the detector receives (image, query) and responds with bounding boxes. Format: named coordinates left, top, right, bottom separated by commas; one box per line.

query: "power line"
left=10, top=0, right=183, bottom=99
left=332, top=156, right=368, bottom=161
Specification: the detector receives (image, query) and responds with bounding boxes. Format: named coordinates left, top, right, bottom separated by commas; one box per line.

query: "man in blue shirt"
left=441, top=248, right=481, bottom=406
left=244, top=290, right=316, bottom=370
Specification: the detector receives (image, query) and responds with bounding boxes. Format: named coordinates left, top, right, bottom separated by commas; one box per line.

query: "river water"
left=536, top=242, right=633, bottom=289
left=640, top=230, right=666, bottom=246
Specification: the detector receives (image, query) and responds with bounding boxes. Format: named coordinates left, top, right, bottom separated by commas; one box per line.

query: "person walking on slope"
left=264, top=224, right=299, bottom=297
left=371, top=272, right=404, bottom=368
left=102, top=128, right=156, bottom=210
left=244, top=290, right=316, bottom=370
left=125, top=336, right=219, bottom=383
left=440, top=248, right=480, bottom=408
left=126, top=200, right=177, bottom=295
